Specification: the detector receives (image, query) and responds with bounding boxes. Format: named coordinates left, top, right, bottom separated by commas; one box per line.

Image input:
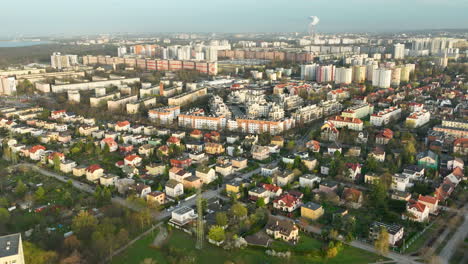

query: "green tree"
left=256, top=197, right=266, bottom=208
left=216, top=212, right=228, bottom=227
left=230, top=203, right=247, bottom=219
left=71, top=211, right=98, bottom=241
left=0, top=208, right=10, bottom=226
left=53, top=155, right=61, bottom=171
left=34, top=187, right=46, bottom=203
left=15, top=179, right=27, bottom=198
left=23, top=241, right=58, bottom=264
left=208, top=225, right=226, bottom=242
left=374, top=227, right=389, bottom=256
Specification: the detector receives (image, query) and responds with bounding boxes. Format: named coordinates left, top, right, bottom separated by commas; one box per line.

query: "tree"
left=215, top=212, right=228, bottom=227
left=374, top=227, right=389, bottom=256
left=116, top=228, right=129, bottom=247
left=53, top=155, right=61, bottom=171
left=230, top=203, right=247, bottom=219
left=15, top=179, right=27, bottom=198
left=0, top=208, right=10, bottom=227
left=71, top=211, right=98, bottom=241
left=35, top=187, right=46, bottom=203
left=256, top=197, right=266, bottom=208
left=63, top=235, right=81, bottom=254
left=208, top=226, right=226, bottom=242
left=23, top=241, right=58, bottom=264
left=140, top=258, right=158, bottom=264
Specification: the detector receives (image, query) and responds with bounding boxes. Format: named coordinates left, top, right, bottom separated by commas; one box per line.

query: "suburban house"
left=72, top=165, right=87, bottom=177
left=169, top=167, right=192, bottom=182
left=248, top=187, right=270, bottom=204
left=261, top=183, right=283, bottom=198
left=215, top=163, right=233, bottom=177
left=225, top=181, right=241, bottom=198
left=327, top=142, right=342, bottom=155
left=115, top=121, right=131, bottom=132
left=402, top=165, right=425, bottom=180
left=138, top=144, right=155, bottom=156
left=251, top=145, right=270, bottom=161
left=306, top=140, right=321, bottom=152
left=273, top=193, right=302, bottom=212
left=265, top=217, right=299, bottom=243
left=170, top=156, right=192, bottom=168
left=301, top=202, right=324, bottom=220
left=169, top=206, right=197, bottom=227
left=270, top=136, right=284, bottom=147
left=417, top=195, right=439, bottom=214
left=364, top=173, right=381, bottom=184
left=183, top=175, right=202, bottom=189
left=205, top=142, right=225, bottom=155
left=261, top=163, right=279, bottom=177
left=145, top=163, right=165, bottom=176
left=341, top=187, right=364, bottom=208
left=165, top=179, right=184, bottom=198
left=299, top=174, right=321, bottom=188
left=416, top=150, right=439, bottom=169
left=346, top=163, right=362, bottom=181
left=124, top=154, right=142, bottom=167
left=368, top=147, right=386, bottom=162
left=369, top=222, right=404, bottom=246
left=131, top=183, right=152, bottom=198
left=319, top=181, right=338, bottom=193
left=195, top=166, right=216, bottom=184
left=406, top=200, right=430, bottom=222
left=99, top=174, right=118, bottom=187
left=60, top=160, right=77, bottom=173
left=146, top=191, right=166, bottom=205
left=231, top=157, right=248, bottom=170
left=86, top=164, right=104, bottom=182
left=375, top=128, right=393, bottom=145
left=391, top=173, right=412, bottom=192
left=166, top=136, right=181, bottom=146
left=100, top=137, right=118, bottom=152
left=275, top=170, right=295, bottom=187
left=29, top=145, right=46, bottom=160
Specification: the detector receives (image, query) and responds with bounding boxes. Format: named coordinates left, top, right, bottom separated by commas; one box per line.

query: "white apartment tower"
left=372, top=68, right=392, bottom=88
left=394, top=43, right=405, bottom=60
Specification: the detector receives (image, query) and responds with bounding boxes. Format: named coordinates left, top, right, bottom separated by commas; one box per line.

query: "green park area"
left=113, top=229, right=386, bottom=264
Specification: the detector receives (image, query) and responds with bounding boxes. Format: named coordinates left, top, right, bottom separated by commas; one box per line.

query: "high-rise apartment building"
left=300, top=64, right=318, bottom=81
left=394, top=43, right=405, bottom=59
left=51, top=52, right=78, bottom=69
left=335, top=67, right=352, bottom=84
left=353, top=65, right=367, bottom=83
left=316, top=65, right=335, bottom=83
left=372, top=68, right=392, bottom=88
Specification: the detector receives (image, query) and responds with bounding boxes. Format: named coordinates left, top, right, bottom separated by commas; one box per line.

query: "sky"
left=1, top=0, right=468, bottom=37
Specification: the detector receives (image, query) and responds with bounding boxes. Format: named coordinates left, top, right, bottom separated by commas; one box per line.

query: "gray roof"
left=302, top=202, right=322, bottom=211
left=0, top=233, right=21, bottom=258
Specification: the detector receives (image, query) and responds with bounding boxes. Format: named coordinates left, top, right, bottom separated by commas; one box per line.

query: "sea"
left=0, top=41, right=51, bottom=48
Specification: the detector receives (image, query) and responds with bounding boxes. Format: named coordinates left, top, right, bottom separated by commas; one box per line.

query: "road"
left=350, top=241, right=422, bottom=264
left=439, top=204, right=468, bottom=264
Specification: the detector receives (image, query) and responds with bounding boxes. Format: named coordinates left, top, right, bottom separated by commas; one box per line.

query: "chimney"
left=159, top=82, right=164, bottom=96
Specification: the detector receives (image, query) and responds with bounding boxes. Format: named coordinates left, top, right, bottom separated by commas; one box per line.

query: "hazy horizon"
left=2, top=0, right=468, bottom=37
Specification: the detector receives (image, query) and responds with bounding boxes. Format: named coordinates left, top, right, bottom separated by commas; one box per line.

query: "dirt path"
left=152, top=225, right=168, bottom=248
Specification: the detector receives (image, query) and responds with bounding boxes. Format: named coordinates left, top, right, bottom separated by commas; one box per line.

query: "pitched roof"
left=408, top=200, right=427, bottom=212
left=86, top=164, right=102, bottom=173
left=274, top=193, right=300, bottom=207
left=418, top=195, right=438, bottom=205
left=116, top=121, right=130, bottom=127
left=30, top=145, right=46, bottom=153
left=125, top=154, right=141, bottom=162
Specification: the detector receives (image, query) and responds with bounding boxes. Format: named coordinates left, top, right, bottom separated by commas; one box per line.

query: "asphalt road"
left=439, top=204, right=468, bottom=264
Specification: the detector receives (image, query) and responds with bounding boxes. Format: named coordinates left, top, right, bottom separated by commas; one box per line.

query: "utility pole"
left=195, top=188, right=204, bottom=250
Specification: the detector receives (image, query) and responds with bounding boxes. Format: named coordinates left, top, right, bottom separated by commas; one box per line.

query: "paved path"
left=152, top=225, right=168, bottom=248
left=439, top=204, right=468, bottom=264
left=350, top=241, right=422, bottom=264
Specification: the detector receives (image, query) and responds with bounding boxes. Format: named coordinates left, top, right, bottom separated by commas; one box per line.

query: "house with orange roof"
left=115, top=121, right=131, bottom=132
left=166, top=136, right=181, bottom=146
left=29, top=145, right=46, bottom=160
left=375, top=128, right=394, bottom=145
left=261, top=183, right=283, bottom=198
left=406, top=200, right=429, bottom=222
left=51, top=109, right=67, bottom=119
left=327, top=115, right=363, bottom=131
left=417, top=195, right=439, bottom=214
left=47, top=152, right=65, bottom=164
left=453, top=138, right=468, bottom=155
left=306, top=140, right=320, bottom=152
left=86, top=164, right=104, bottom=182
left=190, top=129, right=203, bottom=139
left=320, top=121, right=339, bottom=141
left=100, top=137, right=118, bottom=152
left=124, top=154, right=142, bottom=167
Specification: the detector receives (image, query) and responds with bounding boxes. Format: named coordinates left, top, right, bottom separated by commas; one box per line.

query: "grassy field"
left=404, top=222, right=440, bottom=253
left=112, top=229, right=386, bottom=264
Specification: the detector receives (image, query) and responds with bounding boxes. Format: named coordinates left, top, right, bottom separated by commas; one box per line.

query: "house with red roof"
left=115, top=121, right=131, bottom=132
left=100, top=137, right=118, bottom=152
left=170, top=156, right=192, bottom=168
left=341, top=187, right=363, bottom=209
left=417, top=195, right=439, bottom=214
left=29, top=145, right=46, bottom=160
left=166, top=136, right=181, bottom=146
left=453, top=138, right=468, bottom=155
left=86, top=164, right=104, bottom=182
left=124, top=154, right=142, bottom=167
left=261, top=183, right=283, bottom=198
left=306, top=140, right=320, bottom=152
left=47, top=152, right=65, bottom=164
left=346, top=163, right=362, bottom=181
left=51, top=110, right=67, bottom=119
left=375, top=128, right=394, bottom=145
left=406, top=200, right=429, bottom=222
left=190, top=129, right=203, bottom=139
left=273, top=193, right=302, bottom=212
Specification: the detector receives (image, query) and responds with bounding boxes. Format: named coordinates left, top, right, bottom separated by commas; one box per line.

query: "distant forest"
left=0, top=44, right=116, bottom=68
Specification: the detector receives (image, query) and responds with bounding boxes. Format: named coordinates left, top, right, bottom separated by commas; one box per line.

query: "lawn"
left=404, top=222, right=440, bottom=253
left=113, top=229, right=386, bottom=264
